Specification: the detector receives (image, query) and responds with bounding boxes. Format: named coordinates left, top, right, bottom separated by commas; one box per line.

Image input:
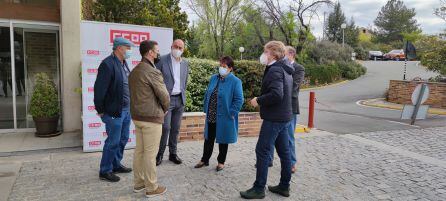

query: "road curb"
left=301, top=80, right=349, bottom=91
left=358, top=98, right=446, bottom=115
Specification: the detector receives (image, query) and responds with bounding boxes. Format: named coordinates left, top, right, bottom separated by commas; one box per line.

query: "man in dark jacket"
left=94, top=37, right=134, bottom=182
left=286, top=46, right=305, bottom=173
left=240, top=41, right=294, bottom=199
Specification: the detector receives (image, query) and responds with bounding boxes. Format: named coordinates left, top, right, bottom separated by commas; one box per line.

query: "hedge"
left=184, top=58, right=366, bottom=112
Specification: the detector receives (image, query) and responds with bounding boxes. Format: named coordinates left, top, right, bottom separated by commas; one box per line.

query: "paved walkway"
left=2, top=127, right=446, bottom=201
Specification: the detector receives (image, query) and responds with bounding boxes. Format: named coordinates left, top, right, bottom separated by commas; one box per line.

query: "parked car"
left=383, top=49, right=405, bottom=61
left=368, top=51, right=383, bottom=60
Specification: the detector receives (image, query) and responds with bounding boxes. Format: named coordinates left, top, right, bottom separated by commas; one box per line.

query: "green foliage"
left=325, top=2, right=346, bottom=43
left=337, top=61, right=367, bottom=80
left=185, top=58, right=265, bottom=112
left=307, top=40, right=354, bottom=64
left=30, top=73, right=60, bottom=118
left=416, top=36, right=446, bottom=76
left=233, top=60, right=265, bottom=112
left=305, top=63, right=341, bottom=85
left=373, top=0, right=420, bottom=43
left=82, top=0, right=189, bottom=40
left=185, top=58, right=217, bottom=112
left=401, top=30, right=423, bottom=42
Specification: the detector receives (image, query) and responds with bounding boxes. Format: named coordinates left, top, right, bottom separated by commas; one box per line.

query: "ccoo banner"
left=80, top=21, right=173, bottom=152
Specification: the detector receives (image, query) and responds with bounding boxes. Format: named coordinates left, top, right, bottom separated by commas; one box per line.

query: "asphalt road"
left=298, top=61, right=446, bottom=134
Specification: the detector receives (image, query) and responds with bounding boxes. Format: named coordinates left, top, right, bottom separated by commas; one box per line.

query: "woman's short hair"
left=265, top=41, right=286, bottom=60
left=219, top=56, right=235, bottom=70
left=140, top=40, right=158, bottom=57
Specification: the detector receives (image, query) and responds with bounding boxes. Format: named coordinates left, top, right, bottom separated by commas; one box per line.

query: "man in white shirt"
left=155, top=39, right=189, bottom=166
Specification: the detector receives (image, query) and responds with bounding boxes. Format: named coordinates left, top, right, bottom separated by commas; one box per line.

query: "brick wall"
left=388, top=80, right=446, bottom=109
left=179, top=112, right=263, bottom=141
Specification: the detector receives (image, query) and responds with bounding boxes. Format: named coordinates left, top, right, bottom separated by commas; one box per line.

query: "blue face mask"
left=219, top=67, right=229, bottom=76
left=124, top=49, right=132, bottom=59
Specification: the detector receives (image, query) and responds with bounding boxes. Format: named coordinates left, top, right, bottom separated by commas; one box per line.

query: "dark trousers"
left=158, top=95, right=184, bottom=157
left=99, top=107, right=131, bottom=174
left=253, top=120, right=292, bottom=191
left=201, top=123, right=228, bottom=164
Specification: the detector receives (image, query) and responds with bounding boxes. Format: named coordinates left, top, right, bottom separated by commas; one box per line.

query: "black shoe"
left=169, top=154, right=182, bottom=164
left=113, top=165, right=132, bottom=174
left=99, top=172, right=120, bottom=182
left=156, top=155, right=163, bottom=166
left=240, top=187, right=265, bottom=199
left=268, top=185, right=290, bottom=197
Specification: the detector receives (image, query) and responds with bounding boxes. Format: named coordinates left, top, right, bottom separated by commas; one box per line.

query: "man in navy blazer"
left=155, top=39, right=189, bottom=166
left=94, top=37, right=134, bottom=182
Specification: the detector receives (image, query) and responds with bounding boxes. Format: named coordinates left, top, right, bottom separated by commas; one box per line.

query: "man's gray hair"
left=286, top=46, right=296, bottom=56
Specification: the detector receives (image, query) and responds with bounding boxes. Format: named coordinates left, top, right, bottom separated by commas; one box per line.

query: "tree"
left=82, top=0, right=189, bottom=40
left=187, top=0, right=243, bottom=58
left=373, top=0, right=420, bottom=44
left=259, top=0, right=298, bottom=46
left=325, top=2, right=346, bottom=43
left=147, top=0, right=189, bottom=40
left=434, top=0, right=446, bottom=22
left=291, top=0, right=332, bottom=54
left=344, top=17, right=359, bottom=47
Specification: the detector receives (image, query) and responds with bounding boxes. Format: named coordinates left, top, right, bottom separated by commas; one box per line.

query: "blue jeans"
left=270, top=115, right=298, bottom=166
left=99, top=107, right=131, bottom=174
left=289, top=115, right=298, bottom=165
left=253, top=120, right=292, bottom=191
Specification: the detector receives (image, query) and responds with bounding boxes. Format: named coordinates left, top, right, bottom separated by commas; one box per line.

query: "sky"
left=180, top=0, right=445, bottom=39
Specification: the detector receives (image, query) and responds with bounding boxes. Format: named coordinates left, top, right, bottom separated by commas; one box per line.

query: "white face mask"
left=259, top=53, right=268, bottom=65
left=172, top=49, right=183, bottom=58
left=219, top=67, right=229, bottom=76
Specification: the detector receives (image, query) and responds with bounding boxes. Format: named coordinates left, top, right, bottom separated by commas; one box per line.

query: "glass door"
left=0, top=21, right=60, bottom=132
left=14, top=24, right=60, bottom=129
left=0, top=22, right=14, bottom=129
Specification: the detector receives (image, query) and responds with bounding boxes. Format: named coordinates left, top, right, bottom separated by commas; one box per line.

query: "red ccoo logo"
left=110, top=30, right=150, bottom=45
left=87, top=68, right=98, bottom=74
left=132, top=61, right=140, bottom=66
left=87, top=50, right=100, bottom=55
left=88, top=122, right=101, bottom=128
left=88, top=87, right=94, bottom=93
left=88, top=106, right=95, bottom=111
left=89, top=141, right=101, bottom=146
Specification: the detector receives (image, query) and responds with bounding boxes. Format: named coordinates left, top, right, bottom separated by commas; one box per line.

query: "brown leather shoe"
left=194, top=161, right=209, bottom=168
left=146, top=186, right=167, bottom=198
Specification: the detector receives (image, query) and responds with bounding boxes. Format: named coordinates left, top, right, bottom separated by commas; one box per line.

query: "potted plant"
left=30, top=72, right=61, bottom=137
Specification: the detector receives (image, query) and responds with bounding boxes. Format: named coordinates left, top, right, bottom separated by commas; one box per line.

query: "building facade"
left=0, top=0, right=81, bottom=133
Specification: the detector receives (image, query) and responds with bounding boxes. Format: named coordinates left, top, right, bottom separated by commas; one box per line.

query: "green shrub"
left=30, top=73, right=60, bottom=118
left=304, top=63, right=342, bottom=85
left=307, top=40, right=354, bottom=64
left=337, top=61, right=367, bottom=80
left=185, top=58, right=217, bottom=112
left=185, top=58, right=265, bottom=112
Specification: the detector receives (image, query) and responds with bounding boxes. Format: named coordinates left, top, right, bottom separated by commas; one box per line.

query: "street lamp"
left=341, top=23, right=347, bottom=47
left=239, top=47, right=245, bottom=60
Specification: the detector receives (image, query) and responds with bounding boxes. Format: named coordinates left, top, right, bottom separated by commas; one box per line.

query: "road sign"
left=401, top=105, right=429, bottom=120
left=411, top=84, right=429, bottom=105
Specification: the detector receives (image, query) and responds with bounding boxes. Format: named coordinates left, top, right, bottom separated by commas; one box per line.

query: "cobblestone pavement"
left=6, top=127, right=446, bottom=201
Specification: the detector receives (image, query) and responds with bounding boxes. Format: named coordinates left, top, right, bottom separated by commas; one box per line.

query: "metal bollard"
left=308, top=92, right=315, bottom=128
